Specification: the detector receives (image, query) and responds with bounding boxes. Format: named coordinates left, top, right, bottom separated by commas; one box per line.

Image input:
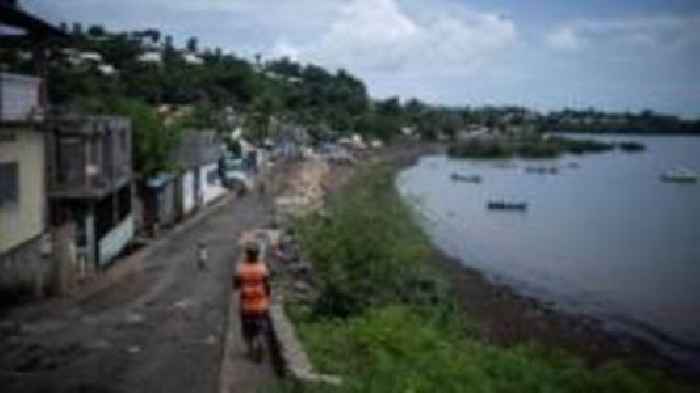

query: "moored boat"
left=660, top=168, right=698, bottom=183
left=487, top=200, right=528, bottom=211
left=525, top=166, right=558, bottom=175
left=451, top=173, right=482, bottom=183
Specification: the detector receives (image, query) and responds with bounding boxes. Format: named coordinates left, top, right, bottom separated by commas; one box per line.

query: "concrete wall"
left=181, top=170, right=195, bottom=215
left=200, top=163, right=225, bottom=205
left=98, top=214, right=133, bottom=266
left=0, top=234, right=42, bottom=294
left=1, top=129, right=45, bottom=254
left=160, top=181, right=176, bottom=226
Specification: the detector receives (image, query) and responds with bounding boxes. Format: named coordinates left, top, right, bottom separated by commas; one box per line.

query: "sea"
left=397, top=134, right=700, bottom=368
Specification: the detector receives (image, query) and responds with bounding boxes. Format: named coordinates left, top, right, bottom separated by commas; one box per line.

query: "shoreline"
left=365, top=143, right=696, bottom=382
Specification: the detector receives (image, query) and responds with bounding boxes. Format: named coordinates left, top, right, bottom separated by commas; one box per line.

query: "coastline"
left=348, top=143, right=695, bottom=381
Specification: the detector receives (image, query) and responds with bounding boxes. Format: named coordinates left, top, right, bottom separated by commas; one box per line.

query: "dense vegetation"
left=547, top=109, right=700, bottom=134
left=448, top=136, right=617, bottom=159
left=269, top=164, right=687, bottom=393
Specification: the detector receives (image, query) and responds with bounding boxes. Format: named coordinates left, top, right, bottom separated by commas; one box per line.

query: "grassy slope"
left=269, top=163, right=687, bottom=393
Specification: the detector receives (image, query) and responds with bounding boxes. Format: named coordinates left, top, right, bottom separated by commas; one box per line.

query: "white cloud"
left=546, top=14, right=700, bottom=51
left=546, top=27, right=580, bottom=50
left=270, top=0, right=516, bottom=78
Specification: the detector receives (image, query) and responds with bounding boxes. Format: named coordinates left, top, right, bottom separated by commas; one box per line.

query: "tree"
left=105, top=98, right=182, bottom=176
left=376, top=96, right=401, bottom=116
left=244, top=94, right=282, bottom=142
left=187, top=37, right=198, bottom=53
left=88, top=25, right=105, bottom=37
left=144, top=29, right=161, bottom=44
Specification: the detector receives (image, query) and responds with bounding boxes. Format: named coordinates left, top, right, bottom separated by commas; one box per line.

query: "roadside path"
left=0, top=193, right=277, bottom=393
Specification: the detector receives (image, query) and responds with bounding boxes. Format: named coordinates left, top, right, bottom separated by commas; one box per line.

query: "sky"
left=22, top=0, right=700, bottom=117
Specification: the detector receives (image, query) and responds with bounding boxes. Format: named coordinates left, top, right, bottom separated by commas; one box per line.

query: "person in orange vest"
left=233, top=240, right=272, bottom=358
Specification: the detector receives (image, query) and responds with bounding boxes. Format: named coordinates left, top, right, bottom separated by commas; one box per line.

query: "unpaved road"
left=0, top=193, right=277, bottom=393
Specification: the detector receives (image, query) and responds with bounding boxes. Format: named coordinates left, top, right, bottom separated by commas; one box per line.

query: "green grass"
left=267, top=164, right=686, bottom=393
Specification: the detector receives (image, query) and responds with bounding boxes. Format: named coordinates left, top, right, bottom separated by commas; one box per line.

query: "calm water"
left=397, top=135, right=700, bottom=365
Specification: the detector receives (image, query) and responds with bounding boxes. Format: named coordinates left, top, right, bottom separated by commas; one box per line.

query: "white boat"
left=660, top=168, right=698, bottom=183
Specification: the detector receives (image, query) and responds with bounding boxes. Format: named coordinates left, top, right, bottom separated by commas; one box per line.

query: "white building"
left=97, top=64, right=117, bottom=75
left=183, top=53, right=203, bottom=66
left=138, top=51, right=163, bottom=64
left=401, top=126, right=416, bottom=136
left=79, top=51, right=103, bottom=63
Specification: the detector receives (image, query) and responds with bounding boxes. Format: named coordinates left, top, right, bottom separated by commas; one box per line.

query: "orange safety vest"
left=236, top=261, right=270, bottom=314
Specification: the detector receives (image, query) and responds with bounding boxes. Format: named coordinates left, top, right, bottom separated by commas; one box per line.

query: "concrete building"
left=47, top=116, right=134, bottom=269
left=141, top=173, right=177, bottom=233
left=0, top=73, right=47, bottom=295
left=170, top=130, right=225, bottom=216
left=183, top=53, right=203, bottom=66
left=0, top=1, right=66, bottom=297
left=137, top=51, right=163, bottom=65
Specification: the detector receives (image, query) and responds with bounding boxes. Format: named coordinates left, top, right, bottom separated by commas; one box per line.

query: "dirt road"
left=0, top=193, right=277, bottom=393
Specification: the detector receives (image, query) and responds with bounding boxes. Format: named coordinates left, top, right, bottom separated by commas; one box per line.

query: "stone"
left=172, top=298, right=194, bottom=309
left=86, top=339, right=111, bottom=350
left=204, top=335, right=217, bottom=345
left=293, top=280, right=312, bottom=293
left=290, top=261, right=313, bottom=275
left=125, top=313, right=144, bottom=324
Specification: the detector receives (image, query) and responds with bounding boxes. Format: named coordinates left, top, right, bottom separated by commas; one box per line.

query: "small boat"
left=525, top=166, right=547, bottom=174
left=451, top=173, right=482, bottom=183
left=567, top=162, right=580, bottom=169
left=618, top=141, right=646, bottom=152
left=487, top=200, right=528, bottom=211
left=525, top=166, right=558, bottom=174
left=492, top=162, right=517, bottom=169
left=660, top=168, right=698, bottom=183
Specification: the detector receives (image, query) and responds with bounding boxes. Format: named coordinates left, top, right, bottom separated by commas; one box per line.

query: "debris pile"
left=274, top=158, right=330, bottom=226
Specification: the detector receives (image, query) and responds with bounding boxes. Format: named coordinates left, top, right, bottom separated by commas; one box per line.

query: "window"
left=0, top=162, right=19, bottom=205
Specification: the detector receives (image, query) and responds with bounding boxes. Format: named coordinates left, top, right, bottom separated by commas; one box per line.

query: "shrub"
left=296, top=164, right=450, bottom=319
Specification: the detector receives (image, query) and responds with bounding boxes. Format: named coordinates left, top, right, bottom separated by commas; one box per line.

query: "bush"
left=447, top=136, right=615, bottom=160
left=447, top=139, right=514, bottom=158
left=287, top=306, right=683, bottom=393
left=296, top=164, right=450, bottom=319
left=548, top=136, right=615, bottom=154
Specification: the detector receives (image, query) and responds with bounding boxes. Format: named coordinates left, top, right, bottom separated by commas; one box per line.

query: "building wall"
left=200, top=163, right=225, bottom=205
left=97, top=214, right=133, bottom=266
left=158, top=182, right=176, bottom=227
left=1, top=129, right=45, bottom=253
left=0, top=234, right=42, bottom=294
left=181, top=170, right=195, bottom=214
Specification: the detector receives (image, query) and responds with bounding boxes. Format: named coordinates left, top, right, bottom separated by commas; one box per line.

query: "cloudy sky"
left=23, top=0, right=700, bottom=117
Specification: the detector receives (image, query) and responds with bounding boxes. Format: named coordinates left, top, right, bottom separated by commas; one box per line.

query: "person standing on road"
left=233, top=241, right=272, bottom=359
